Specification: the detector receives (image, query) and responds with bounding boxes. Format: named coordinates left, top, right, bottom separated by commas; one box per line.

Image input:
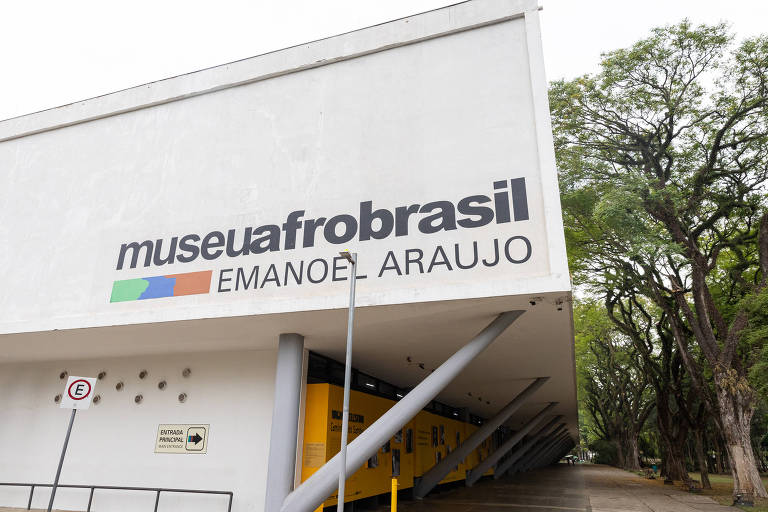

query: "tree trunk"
left=657, top=421, right=691, bottom=484
left=665, top=440, right=692, bottom=485
left=715, top=435, right=728, bottom=474
left=624, top=435, right=641, bottom=471
left=614, top=438, right=626, bottom=468
left=694, top=429, right=712, bottom=489
left=656, top=395, right=691, bottom=485
left=659, top=442, right=667, bottom=478
left=715, top=370, right=768, bottom=499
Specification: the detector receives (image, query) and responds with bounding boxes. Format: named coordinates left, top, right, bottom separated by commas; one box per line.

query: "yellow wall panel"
left=301, top=383, right=493, bottom=508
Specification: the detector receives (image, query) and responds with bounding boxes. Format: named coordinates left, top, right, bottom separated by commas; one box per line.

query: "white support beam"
left=280, top=311, right=524, bottom=512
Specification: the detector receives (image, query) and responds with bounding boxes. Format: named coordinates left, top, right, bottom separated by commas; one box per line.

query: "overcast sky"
left=1, top=0, right=766, bottom=121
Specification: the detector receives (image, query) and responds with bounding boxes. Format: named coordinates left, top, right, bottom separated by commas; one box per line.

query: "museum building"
left=0, top=1, right=577, bottom=511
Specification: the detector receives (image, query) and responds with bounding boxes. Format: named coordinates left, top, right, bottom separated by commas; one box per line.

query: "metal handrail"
left=0, top=482, right=233, bottom=512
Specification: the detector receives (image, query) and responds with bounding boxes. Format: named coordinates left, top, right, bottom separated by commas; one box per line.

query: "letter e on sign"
left=60, top=376, right=97, bottom=410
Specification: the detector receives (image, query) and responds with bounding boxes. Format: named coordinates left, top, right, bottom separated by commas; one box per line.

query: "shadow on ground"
left=373, top=463, right=733, bottom=512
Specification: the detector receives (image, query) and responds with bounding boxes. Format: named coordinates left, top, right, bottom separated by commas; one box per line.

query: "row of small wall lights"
left=407, top=357, right=492, bottom=406
left=54, top=368, right=192, bottom=405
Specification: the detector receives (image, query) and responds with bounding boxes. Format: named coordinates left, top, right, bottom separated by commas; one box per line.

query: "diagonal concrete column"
left=545, top=440, right=574, bottom=467
left=507, top=430, right=569, bottom=475
left=543, top=434, right=573, bottom=465
left=520, top=432, right=570, bottom=472
left=557, top=439, right=575, bottom=459
left=280, top=311, right=524, bottom=512
left=516, top=431, right=569, bottom=473
left=542, top=439, right=571, bottom=467
left=533, top=432, right=570, bottom=468
left=501, top=425, right=567, bottom=477
left=466, top=402, right=558, bottom=487
left=494, top=421, right=564, bottom=478
left=414, top=377, right=550, bottom=499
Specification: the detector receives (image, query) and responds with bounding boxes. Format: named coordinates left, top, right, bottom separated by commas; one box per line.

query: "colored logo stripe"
left=110, top=270, right=212, bottom=303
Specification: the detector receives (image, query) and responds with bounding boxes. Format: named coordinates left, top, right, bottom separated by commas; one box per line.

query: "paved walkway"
left=382, top=464, right=732, bottom=512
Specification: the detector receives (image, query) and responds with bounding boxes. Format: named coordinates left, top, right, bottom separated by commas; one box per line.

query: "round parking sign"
left=67, top=379, right=92, bottom=400
left=60, top=376, right=97, bottom=409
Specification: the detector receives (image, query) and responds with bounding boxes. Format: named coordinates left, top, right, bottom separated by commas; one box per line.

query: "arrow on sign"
left=188, top=433, right=203, bottom=445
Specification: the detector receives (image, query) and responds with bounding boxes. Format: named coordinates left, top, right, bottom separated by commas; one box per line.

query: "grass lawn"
left=633, top=470, right=768, bottom=511
left=684, top=472, right=768, bottom=511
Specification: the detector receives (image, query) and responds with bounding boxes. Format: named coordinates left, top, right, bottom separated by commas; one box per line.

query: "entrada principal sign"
left=110, top=178, right=533, bottom=302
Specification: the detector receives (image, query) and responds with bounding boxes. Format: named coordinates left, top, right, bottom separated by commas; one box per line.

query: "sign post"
left=337, top=251, right=357, bottom=512
left=48, top=376, right=96, bottom=512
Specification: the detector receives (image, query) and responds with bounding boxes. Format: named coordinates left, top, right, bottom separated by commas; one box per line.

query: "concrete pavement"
left=379, top=464, right=732, bottom=512
left=586, top=465, right=731, bottom=512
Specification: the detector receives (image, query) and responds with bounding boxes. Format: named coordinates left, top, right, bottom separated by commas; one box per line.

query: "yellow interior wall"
left=300, top=383, right=492, bottom=508
left=412, top=410, right=486, bottom=482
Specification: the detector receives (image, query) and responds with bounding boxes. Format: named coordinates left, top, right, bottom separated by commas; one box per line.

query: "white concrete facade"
left=0, top=350, right=277, bottom=511
left=0, top=1, right=576, bottom=511
left=0, top=0, right=567, bottom=334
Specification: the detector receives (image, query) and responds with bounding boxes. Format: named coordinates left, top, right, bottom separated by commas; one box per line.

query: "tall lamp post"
left=337, top=251, right=357, bottom=512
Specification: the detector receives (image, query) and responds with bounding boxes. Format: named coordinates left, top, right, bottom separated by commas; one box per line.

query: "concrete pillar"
left=519, top=432, right=569, bottom=472
left=541, top=439, right=570, bottom=467
left=531, top=432, right=569, bottom=469
left=466, top=403, right=558, bottom=486
left=494, top=422, right=564, bottom=478
left=265, top=333, right=305, bottom=512
left=515, top=432, right=568, bottom=473
left=544, top=441, right=571, bottom=467
left=510, top=426, right=567, bottom=474
left=281, top=311, right=525, bottom=512
left=555, top=440, right=575, bottom=462
left=414, top=377, right=549, bottom=498
left=543, top=435, right=572, bottom=465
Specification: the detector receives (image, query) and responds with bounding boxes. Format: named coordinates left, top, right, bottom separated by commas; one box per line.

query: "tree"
left=551, top=21, right=768, bottom=498
left=575, top=301, right=654, bottom=470
left=606, top=287, right=708, bottom=487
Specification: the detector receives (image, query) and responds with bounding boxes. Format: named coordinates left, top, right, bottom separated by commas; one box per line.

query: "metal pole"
left=390, top=478, right=397, bottom=512
left=87, top=487, right=95, bottom=512
left=337, top=252, right=357, bottom=512
left=47, top=409, right=76, bottom=512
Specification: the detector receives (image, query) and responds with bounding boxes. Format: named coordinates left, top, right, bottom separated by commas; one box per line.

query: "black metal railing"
left=0, top=482, right=233, bottom=512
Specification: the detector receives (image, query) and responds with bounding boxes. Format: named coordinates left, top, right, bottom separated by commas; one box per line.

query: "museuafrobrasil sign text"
left=110, top=178, right=533, bottom=302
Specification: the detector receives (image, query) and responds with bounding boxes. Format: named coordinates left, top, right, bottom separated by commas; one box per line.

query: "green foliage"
left=550, top=20, right=768, bottom=281
left=552, top=17, right=768, bottom=380
left=552, top=19, right=768, bottom=488
left=742, top=288, right=768, bottom=398
left=573, top=300, right=610, bottom=444
left=574, top=299, right=654, bottom=465
left=638, top=431, right=658, bottom=460
left=589, top=439, right=619, bottom=465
